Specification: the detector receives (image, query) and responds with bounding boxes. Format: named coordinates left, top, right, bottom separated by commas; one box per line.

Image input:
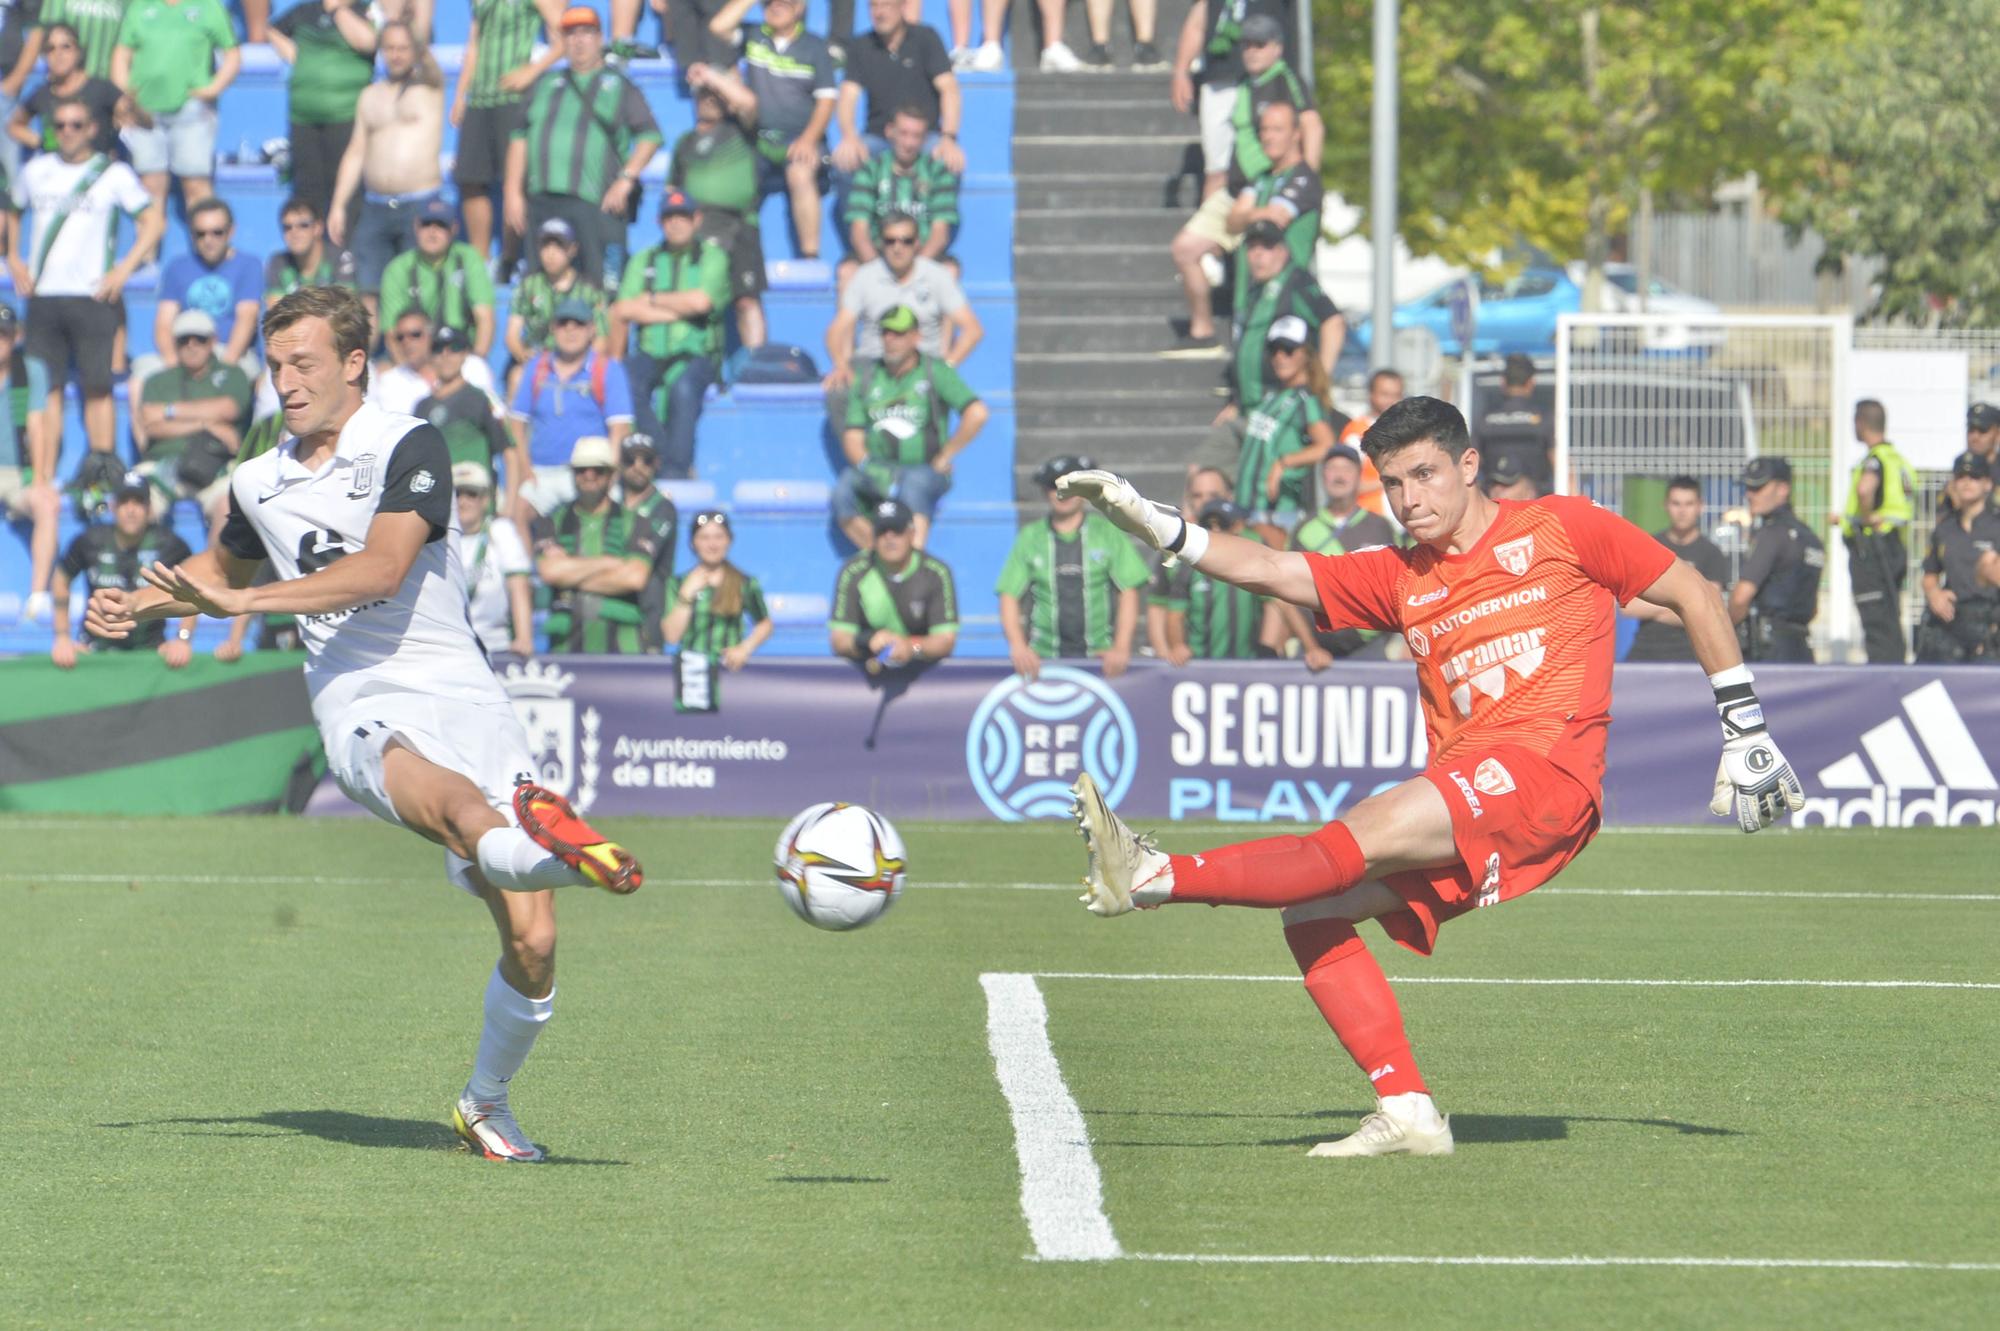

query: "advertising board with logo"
left=305, top=660, right=2000, bottom=828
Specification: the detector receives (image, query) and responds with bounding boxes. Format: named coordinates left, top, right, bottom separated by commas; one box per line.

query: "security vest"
left=1841, top=441, right=1915, bottom=537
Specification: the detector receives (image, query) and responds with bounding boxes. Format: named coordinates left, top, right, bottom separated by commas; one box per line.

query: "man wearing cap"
left=154, top=197, right=263, bottom=369
left=11, top=92, right=165, bottom=460
left=453, top=459, right=536, bottom=659
left=134, top=308, right=253, bottom=512
left=49, top=474, right=195, bottom=669
left=1475, top=354, right=1553, bottom=494
left=1221, top=220, right=1341, bottom=404
left=1916, top=451, right=2000, bottom=663
left=328, top=21, right=446, bottom=304
left=511, top=295, right=635, bottom=523
left=1154, top=498, right=1269, bottom=661
left=416, top=326, right=518, bottom=478
left=530, top=433, right=661, bottom=653
left=1730, top=456, right=1824, bottom=663
left=1169, top=0, right=1308, bottom=201
left=505, top=6, right=661, bottom=286
left=828, top=497, right=960, bottom=670
left=824, top=207, right=981, bottom=396
left=0, top=301, right=60, bottom=623
left=1483, top=451, right=1538, bottom=501
left=265, top=196, right=358, bottom=305
left=706, top=0, right=836, bottom=262
left=378, top=201, right=498, bottom=356
left=614, top=433, right=678, bottom=649
left=997, top=454, right=1149, bottom=680
left=834, top=301, right=987, bottom=550
left=372, top=308, right=506, bottom=419
left=1625, top=475, right=1733, bottom=663
left=667, top=78, right=769, bottom=348
left=1968, top=403, right=2000, bottom=469
left=506, top=217, right=609, bottom=392
left=1840, top=398, right=1916, bottom=663
left=452, top=0, right=568, bottom=270
left=1273, top=445, right=1400, bottom=667
left=609, top=187, right=728, bottom=479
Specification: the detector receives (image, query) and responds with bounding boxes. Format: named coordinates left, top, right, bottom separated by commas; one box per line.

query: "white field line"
left=1032, top=972, right=2000, bottom=990
left=7, top=871, right=1999, bottom=904
left=1123, top=1252, right=2000, bottom=1272
left=980, top=973, right=1122, bottom=1261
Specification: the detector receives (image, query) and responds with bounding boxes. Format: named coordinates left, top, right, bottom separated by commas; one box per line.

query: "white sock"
left=1381, top=1091, right=1444, bottom=1130
left=475, top=826, right=578, bottom=892
left=465, top=962, right=555, bottom=1103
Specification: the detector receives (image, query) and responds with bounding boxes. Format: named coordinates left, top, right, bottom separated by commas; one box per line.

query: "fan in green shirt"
left=112, top=0, right=237, bottom=117
left=997, top=455, right=1150, bottom=678
left=42, top=0, right=127, bottom=80
left=1153, top=500, right=1268, bottom=661
left=843, top=105, right=959, bottom=263
left=663, top=510, right=772, bottom=669
left=829, top=499, right=959, bottom=670
left=1235, top=317, right=1338, bottom=520
left=529, top=437, right=661, bottom=654
left=378, top=205, right=498, bottom=354
left=507, top=218, right=610, bottom=366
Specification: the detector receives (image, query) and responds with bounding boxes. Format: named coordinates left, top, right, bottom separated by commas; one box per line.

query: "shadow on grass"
left=772, top=1175, right=892, bottom=1184
left=1087, top=1106, right=1740, bottom=1148
left=97, top=1110, right=632, bottom=1165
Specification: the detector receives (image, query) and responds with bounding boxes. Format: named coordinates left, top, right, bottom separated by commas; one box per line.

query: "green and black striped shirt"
left=996, top=513, right=1149, bottom=658
left=468, top=0, right=545, bottom=108
left=830, top=550, right=958, bottom=642
left=530, top=498, right=659, bottom=653
left=1154, top=531, right=1266, bottom=660
left=514, top=65, right=661, bottom=202
left=669, top=567, right=769, bottom=656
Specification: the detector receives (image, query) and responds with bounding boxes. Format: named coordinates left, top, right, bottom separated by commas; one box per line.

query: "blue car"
left=1349, top=267, right=1582, bottom=359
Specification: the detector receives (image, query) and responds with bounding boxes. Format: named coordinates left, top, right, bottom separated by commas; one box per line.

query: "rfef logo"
left=966, top=667, right=1136, bottom=821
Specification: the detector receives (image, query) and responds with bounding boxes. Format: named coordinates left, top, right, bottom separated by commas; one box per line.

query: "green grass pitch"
left=4, top=814, right=1997, bottom=1328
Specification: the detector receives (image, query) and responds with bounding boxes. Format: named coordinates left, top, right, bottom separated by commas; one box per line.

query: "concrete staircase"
left=1009, top=0, right=1224, bottom=504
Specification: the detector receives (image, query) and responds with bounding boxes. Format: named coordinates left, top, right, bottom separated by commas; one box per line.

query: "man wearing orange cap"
left=505, top=6, right=661, bottom=284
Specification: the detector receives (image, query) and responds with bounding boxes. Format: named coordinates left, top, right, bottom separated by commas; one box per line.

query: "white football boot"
left=1069, top=772, right=1173, bottom=916
left=453, top=1088, right=545, bottom=1162
left=1308, top=1092, right=1454, bottom=1158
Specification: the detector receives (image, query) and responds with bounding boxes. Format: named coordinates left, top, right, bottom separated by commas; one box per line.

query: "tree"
left=1778, top=0, right=2000, bottom=325
left=1311, top=0, right=1856, bottom=301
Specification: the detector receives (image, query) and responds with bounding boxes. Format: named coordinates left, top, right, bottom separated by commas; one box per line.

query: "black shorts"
left=26, top=296, right=122, bottom=395
left=454, top=102, right=526, bottom=191
left=699, top=211, right=768, bottom=300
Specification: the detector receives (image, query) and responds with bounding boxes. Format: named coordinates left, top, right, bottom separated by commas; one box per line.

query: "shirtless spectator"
left=327, top=21, right=446, bottom=319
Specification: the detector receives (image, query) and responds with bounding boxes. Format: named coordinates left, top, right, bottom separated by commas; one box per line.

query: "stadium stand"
left=0, top=0, right=1024, bottom=656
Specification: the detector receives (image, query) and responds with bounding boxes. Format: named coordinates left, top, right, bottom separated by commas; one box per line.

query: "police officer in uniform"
left=1729, top=456, right=1823, bottom=663
left=1967, top=403, right=2000, bottom=471
left=1916, top=451, right=2000, bottom=663
left=1840, top=398, right=1916, bottom=663
left=1475, top=353, right=1553, bottom=493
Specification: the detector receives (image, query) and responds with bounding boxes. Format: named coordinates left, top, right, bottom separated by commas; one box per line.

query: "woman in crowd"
left=661, top=509, right=771, bottom=671
left=1236, top=314, right=1337, bottom=527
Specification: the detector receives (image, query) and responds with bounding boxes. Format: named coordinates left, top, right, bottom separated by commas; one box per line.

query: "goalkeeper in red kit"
left=1060, top=397, right=1804, bottom=1158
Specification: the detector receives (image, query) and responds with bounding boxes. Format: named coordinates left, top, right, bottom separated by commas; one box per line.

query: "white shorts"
left=324, top=688, right=538, bottom=896
left=1182, top=188, right=1244, bottom=250
left=122, top=99, right=219, bottom=178
left=518, top=464, right=577, bottom=517
left=1198, top=83, right=1238, bottom=176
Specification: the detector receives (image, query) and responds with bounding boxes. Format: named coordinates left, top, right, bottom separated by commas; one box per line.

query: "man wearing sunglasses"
left=9, top=94, right=164, bottom=461
left=8, top=21, right=135, bottom=161
left=822, top=205, right=979, bottom=398
left=379, top=198, right=498, bottom=357
left=132, top=307, right=252, bottom=513
left=612, top=434, right=679, bottom=649
left=153, top=197, right=262, bottom=369
left=264, top=195, right=358, bottom=303
left=510, top=295, right=634, bottom=524
left=531, top=434, right=660, bottom=654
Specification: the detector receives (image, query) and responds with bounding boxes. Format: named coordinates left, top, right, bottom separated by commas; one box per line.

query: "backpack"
left=528, top=351, right=610, bottom=410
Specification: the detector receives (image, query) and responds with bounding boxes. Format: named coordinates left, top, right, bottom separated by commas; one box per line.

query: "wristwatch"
left=175, top=626, right=192, bottom=642
left=165, top=403, right=176, bottom=421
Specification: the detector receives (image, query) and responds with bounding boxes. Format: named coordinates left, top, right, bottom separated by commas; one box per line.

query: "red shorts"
left=1377, top=744, right=1601, bottom=956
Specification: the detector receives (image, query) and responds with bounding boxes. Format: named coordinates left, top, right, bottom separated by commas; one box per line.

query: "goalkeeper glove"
left=1055, top=469, right=1210, bottom=565
left=1707, top=667, right=1805, bottom=833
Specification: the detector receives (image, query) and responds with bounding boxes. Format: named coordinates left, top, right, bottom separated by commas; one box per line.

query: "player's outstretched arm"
left=1056, top=469, right=1320, bottom=608
left=90, top=548, right=250, bottom=639
left=1632, top=558, right=1804, bottom=833
left=151, top=512, right=434, bottom=620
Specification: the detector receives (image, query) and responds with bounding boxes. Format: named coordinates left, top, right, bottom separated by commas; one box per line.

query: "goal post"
left=1553, top=312, right=1856, bottom=659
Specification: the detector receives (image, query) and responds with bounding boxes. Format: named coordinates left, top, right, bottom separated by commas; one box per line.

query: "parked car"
left=1348, top=263, right=1724, bottom=359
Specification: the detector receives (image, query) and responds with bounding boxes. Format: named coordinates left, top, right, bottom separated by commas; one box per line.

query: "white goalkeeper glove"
left=1706, top=668, right=1805, bottom=833
left=1055, top=469, right=1209, bottom=564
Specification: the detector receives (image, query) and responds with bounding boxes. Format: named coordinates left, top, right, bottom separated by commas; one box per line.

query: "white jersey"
left=15, top=152, right=153, bottom=296
left=219, top=400, right=503, bottom=725
left=462, top=517, right=530, bottom=654
left=368, top=357, right=502, bottom=418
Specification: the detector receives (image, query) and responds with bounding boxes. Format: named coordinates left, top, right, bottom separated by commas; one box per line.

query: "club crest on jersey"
left=1494, top=534, right=1535, bottom=576
left=1473, top=757, right=1516, bottom=797
left=409, top=469, right=436, bottom=495
left=346, top=453, right=376, bottom=499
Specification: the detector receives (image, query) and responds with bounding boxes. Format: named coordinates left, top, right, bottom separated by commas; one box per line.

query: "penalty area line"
left=1123, top=1252, right=2000, bottom=1272
left=1031, top=973, right=2000, bottom=990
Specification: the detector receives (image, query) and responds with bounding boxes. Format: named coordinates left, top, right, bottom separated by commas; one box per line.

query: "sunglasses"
left=692, top=512, right=730, bottom=528
left=176, top=334, right=213, bottom=346
left=622, top=451, right=657, bottom=465
left=1269, top=341, right=1306, bottom=354
left=553, top=316, right=590, bottom=328
left=880, top=235, right=918, bottom=248
left=54, top=118, right=90, bottom=131
left=457, top=486, right=490, bottom=497
left=573, top=465, right=614, bottom=476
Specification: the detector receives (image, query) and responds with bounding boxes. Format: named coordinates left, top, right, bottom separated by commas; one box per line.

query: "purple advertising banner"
left=307, top=658, right=2000, bottom=827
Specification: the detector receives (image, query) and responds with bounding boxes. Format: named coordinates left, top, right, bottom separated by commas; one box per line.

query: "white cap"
left=1266, top=314, right=1311, bottom=346
left=171, top=308, right=218, bottom=339
left=451, top=460, right=492, bottom=491
left=569, top=436, right=617, bottom=469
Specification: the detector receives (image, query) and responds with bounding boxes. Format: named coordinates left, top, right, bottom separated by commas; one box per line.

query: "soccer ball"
left=773, top=802, right=907, bottom=931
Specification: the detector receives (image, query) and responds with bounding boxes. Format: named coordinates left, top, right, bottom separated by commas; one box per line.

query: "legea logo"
left=1795, top=680, right=1998, bottom=826
left=966, top=666, right=1137, bottom=821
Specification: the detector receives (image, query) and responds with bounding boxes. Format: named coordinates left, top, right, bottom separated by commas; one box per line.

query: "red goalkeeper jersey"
left=1308, top=496, right=1676, bottom=799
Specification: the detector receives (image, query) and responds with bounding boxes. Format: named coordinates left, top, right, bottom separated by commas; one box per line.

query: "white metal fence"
left=1554, top=314, right=1856, bottom=657
left=1646, top=211, right=1881, bottom=312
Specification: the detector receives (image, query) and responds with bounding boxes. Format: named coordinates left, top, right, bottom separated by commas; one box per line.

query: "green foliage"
left=1778, top=0, right=2000, bottom=324
left=1312, top=0, right=1857, bottom=279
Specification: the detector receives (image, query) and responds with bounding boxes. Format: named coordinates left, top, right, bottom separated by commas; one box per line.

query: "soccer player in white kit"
left=84, top=286, right=643, bottom=1163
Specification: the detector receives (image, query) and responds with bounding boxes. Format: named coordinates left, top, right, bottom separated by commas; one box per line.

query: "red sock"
left=1168, top=821, right=1367, bottom=908
left=1284, top=917, right=1428, bottom=1098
